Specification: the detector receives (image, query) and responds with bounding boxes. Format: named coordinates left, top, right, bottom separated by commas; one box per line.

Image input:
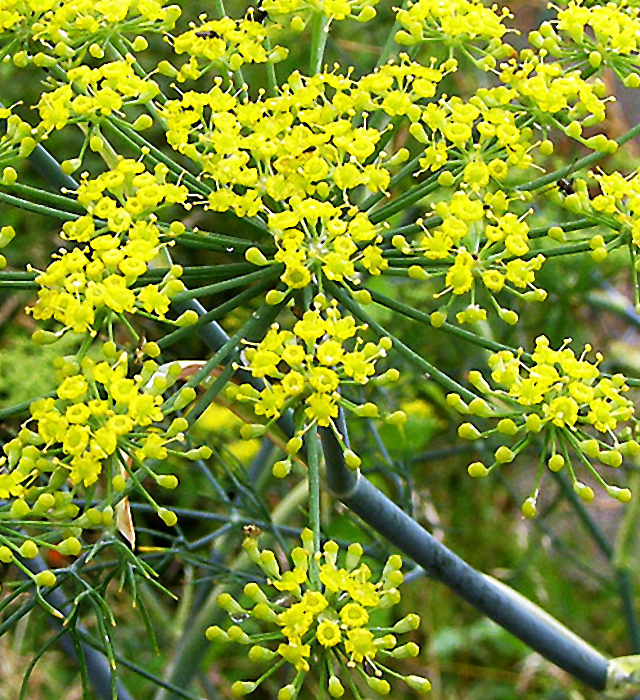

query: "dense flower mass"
left=208, top=530, right=431, bottom=698
left=0, top=342, right=210, bottom=547
left=451, top=337, right=637, bottom=515
left=28, top=158, right=192, bottom=336
left=229, top=295, right=398, bottom=476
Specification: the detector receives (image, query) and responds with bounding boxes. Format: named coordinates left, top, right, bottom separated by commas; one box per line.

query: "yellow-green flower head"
left=36, top=60, right=160, bottom=136
left=209, top=530, right=430, bottom=698
left=0, top=0, right=180, bottom=56
left=555, top=0, right=640, bottom=64
left=0, top=344, right=205, bottom=544
left=28, top=160, right=189, bottom=337
left=456, top=336, right=637, bottom=512
left=260, top=0, right=380, bottom=23
left=395, top=0, right=512, bottom=47
left=231, top=297, right=395, bottom=451
left=172, top=13, right=288, bottom=77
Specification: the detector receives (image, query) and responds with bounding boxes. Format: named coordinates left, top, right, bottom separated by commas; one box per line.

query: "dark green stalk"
left=320, top=428, right=611, bottom=691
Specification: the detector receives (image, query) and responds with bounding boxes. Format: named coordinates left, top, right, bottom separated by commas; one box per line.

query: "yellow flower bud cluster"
left=36, top=59, right=160, bottom=135
left=0, top=343, right=207, bottom=544
left=552, top=0, right=640, bottom=85
left=28, top=159, right=189, bottom=337
left=230, top=297, right=396, bottom=476
left=454, top=336, right=636, bottom=513
left=172, top=14, right=288, bottom=78
left=261, top=0, right=379, bottom=23
left=160, top=53, right=452, bottom=290
left=207, top=530, right=430, bottom=698
left=395, top=0, right=511, bottom=48
left=0, top=0, right=180, bottom=60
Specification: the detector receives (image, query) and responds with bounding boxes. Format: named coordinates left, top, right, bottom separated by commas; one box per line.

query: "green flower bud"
left=58, top=537, right=82, bottom=556
left=521, top=497, right=537, bottom=519
left=468, top=370, right=491, bottom=393
left=446, top=393, right=469, bottom=414
left=497, top=418, right=518, bottom=435
left=206, top=625, right=228, bottom=642
left=469, top=398, right=493, bottom=417
left=525, top=414, right=543, bottom=433
left=266, top=289, right=286, bottom=305
left=344, top=449, right=361, bottom=470
left=580, top=439, right=600, bottom=459
left=405, top=675, right=432, bottom=693
left=245, top=247, right=269, bottom=266
left=231, top=681, right=257, bottom=696
left=607, top=486, right=632, bottom=503
left=458, top=423, right=481, bottom=440
left=248, top=645, right=277, bottom=663
left=548, top=454, right=565, bottom=472
left=286, top=437, right=303, bottom=455
left=574, top=482, right=595, bottom=502
left=366, top=677, right=390, bottom=694
left=468, top=462, right=488, bottom=477
left=408, top=265, right=429, bottom=281
left=252, top=602, right=279, bottom=623
left=34, top=570, right=57, bottom=587
left=227, top=625, right=251, bottom=644
left=277, top=685, right=296, bottom=700
left=328, top=676, right=344, bottom=697
left=272, top=460, right=291, bottom=478
left=390, top=642, right=420, bottom=658
left=392, top=614, right=420, bottom=633
left=19, top=540, right=39, bottom=559
left=495, top=446, right=514, bottom=463
left=167, top=417, right=189, bottom=438
left=157, top=475, right=179, bottom=489
left=158, top=508, right=178, bottom=527
left=600, top=450, right=622, bottom=468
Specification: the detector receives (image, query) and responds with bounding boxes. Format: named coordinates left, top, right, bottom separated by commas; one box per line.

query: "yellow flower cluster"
left=0, top=105, right=36, bottom=167
left=29, top=158, right=189, bottom=335
left=36, top=59, right=160, bottom=135
left=161, top=54, right=451, bottom=289
left=0, top=342, right=207, bottom=544
left=207, top=530, right=430, bottom=699
left=451, top=336, right=637, bottom=514
left=395, top=0, right=511, bottom=50
left=0, top=0, right=180, bottom=52
left=172, top=14, right=287, bottom=78
left=554, top=0, right=640, bottom=74
left=500, top=53, right=613, bottom=139
left=261, top=0, right=379, bottom=23
left=229, top=297, right=397, bottom=476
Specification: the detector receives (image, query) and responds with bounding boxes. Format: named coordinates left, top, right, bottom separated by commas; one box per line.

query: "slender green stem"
left=309, top=11, right=330, bottom=75
left=157, top=274, right=279, bottom=349
left=306, top=423, right=322, bottom=580
left=0, top=189, right=79, bottom=221
left=171, top=267, right=276, bottom=303
left=327, top=281, right=478, bottom=402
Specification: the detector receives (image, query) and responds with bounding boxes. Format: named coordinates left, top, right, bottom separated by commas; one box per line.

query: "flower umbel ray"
left=208, top=529, right=430, bottom=698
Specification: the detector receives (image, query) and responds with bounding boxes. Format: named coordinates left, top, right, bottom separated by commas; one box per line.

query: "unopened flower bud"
left=458, top=423, right=481, bottom=440
left=468, top=461, right=488, bottom=477
left=392, top=613, right=420, bottom=633
left=522, top=497, right=537, bottom=519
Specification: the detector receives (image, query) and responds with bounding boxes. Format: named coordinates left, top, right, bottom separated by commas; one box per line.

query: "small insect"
left=195, top=30, right=220, bottom=39
left=243, top=524, right=263, bottom=538
left=556, top=177, right=575, bottom=196
left=245, top=6, right=268, bottom=22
